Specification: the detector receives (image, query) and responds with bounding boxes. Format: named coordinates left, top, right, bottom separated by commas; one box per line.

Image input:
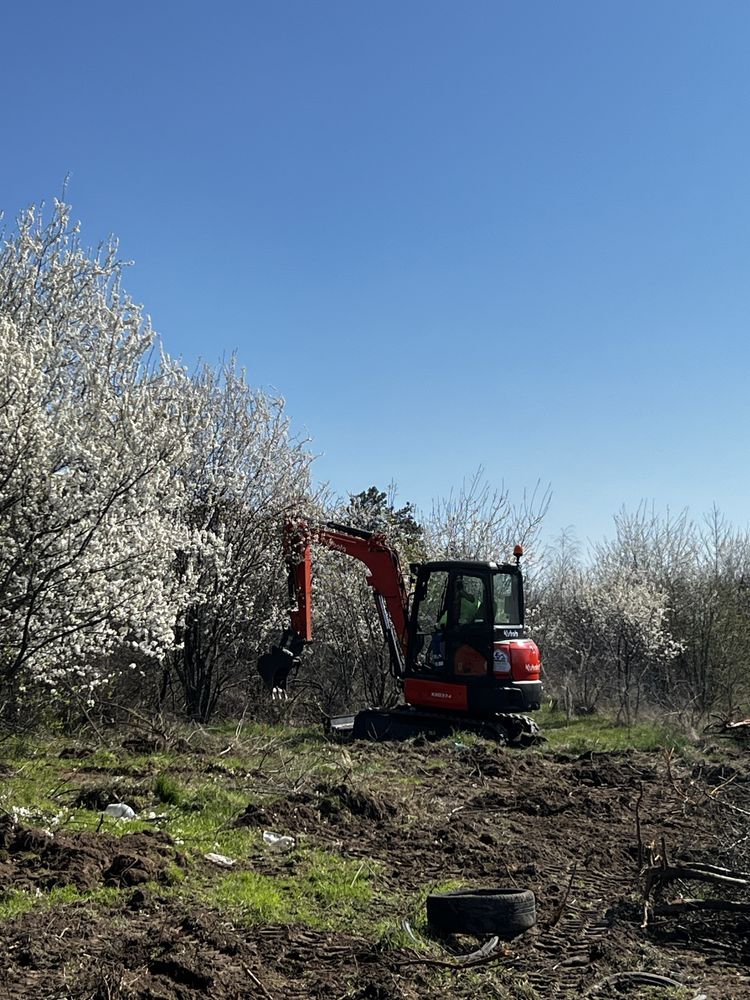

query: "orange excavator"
left=257, top=520, right=543, bottom=744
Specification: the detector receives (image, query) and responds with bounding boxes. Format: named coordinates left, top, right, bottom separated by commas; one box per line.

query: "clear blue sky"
left=3, top=1, right=750, bottom=544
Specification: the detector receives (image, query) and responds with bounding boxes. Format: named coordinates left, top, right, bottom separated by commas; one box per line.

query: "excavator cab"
left=407, top=563, right=499, bottom=675
left=404, top=561, right=542, bottom=716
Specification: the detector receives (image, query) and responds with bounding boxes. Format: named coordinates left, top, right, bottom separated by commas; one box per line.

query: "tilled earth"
left=1, top=737, right=749, bottom=999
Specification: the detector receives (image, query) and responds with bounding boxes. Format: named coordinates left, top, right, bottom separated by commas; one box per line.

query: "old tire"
left=426, top=887, right=536, bottom=937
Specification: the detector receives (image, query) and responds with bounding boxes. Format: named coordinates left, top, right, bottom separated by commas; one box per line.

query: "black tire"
left=426, top=887, right=536, bottom=937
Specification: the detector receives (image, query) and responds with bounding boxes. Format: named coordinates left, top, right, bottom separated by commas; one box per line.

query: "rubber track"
left=360, top=706, right=540, bottom=746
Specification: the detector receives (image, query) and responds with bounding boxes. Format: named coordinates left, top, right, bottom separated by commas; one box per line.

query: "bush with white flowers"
left=0, top=203, right=188, bottom=706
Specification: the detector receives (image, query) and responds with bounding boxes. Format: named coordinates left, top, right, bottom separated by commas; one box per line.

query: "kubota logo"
left=325, top=541, right=347, bottom=554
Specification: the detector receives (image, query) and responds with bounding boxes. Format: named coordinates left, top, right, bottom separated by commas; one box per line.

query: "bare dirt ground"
left=1, top=735, right=749, bottom=999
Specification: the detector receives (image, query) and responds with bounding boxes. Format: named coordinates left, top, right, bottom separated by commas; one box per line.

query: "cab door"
left=443, top=571, right=492, bottom=678
left=407, top=568, right=449, bottom=673
left=406, top=567, right=492, bottom=679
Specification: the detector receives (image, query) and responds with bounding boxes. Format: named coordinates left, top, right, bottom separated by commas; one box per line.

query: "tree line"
left=0, top=202, right=747, bottom=729
left=533, top=508, right=750, bottom=726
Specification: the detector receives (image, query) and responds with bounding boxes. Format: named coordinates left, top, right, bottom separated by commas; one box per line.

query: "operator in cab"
left=442, top=576, right=482, bottom=626
left=429, top=575, right=481, bottom=667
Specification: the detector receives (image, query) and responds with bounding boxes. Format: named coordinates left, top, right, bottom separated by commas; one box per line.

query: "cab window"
left=453, top=574, right=485, bottom=625
left=493, top=572, right=520, bottom=624
left=416, top=571, right=449, bottom=633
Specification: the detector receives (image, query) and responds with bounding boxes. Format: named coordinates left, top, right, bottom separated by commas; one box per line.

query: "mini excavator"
left=257, top=520, right=543, bottom=744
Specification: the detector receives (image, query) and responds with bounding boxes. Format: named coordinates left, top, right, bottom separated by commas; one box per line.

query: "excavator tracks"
left=325, top=706, right=541, bottom=747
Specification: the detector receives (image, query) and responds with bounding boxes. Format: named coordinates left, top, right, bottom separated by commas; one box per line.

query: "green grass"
left=536, top=704, right=690, bottom=753
left=154, top=771, right=184, bottom=805
left=208, top=849, right=377, bottom=930
left=0, top=884, right=123, bottom=922
left=167, top=787, right=262, bottom=858
left=206, top=719, right=327, bottom=749
left=433, top=966, right=543, bottom=1000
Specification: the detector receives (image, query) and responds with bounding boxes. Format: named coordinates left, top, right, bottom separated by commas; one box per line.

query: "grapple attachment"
left=257, top=645, right=297, bottom=697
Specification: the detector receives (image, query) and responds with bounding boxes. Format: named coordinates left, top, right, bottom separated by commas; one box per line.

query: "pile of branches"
left=705, top=715, right=750, bottom=743
left=636, top=749, right=750, bottom=945
left=643, top=844, right=750, bottom=926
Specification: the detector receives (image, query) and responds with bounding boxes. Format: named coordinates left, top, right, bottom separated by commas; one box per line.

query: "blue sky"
left=3, top=1, right=750, bottom=544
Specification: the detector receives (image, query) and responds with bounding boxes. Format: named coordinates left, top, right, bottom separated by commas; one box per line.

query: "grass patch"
left=206, top=720, right=327, bottom=749
left=0, top=884, right=123, bottom=922
left=209, top=849, right=376, bottom=930
left=163, top=861, right=187, bottom=885
left=154, top=772, right=184, bottom=806
left=537, top=705, right=690, bottom=753
left=434, top=966, right=543, bottom=999
left=166, top=782, right=261, bottom=856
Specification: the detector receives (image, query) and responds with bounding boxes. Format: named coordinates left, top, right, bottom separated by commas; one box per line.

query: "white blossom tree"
left=167, top=361, right=314, bottom=721
left=422, top=469, right=550, bottom=567
left=535, top=558, right=682, bottom=723
left=587, top=570, right=682, bottom=724
left=596, top=505, right=750, bottom=721
left=0, top=202, right=188, bottom=712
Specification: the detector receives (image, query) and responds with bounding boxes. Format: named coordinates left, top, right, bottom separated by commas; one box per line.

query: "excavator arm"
left=257, top=519, right=411, bottom=696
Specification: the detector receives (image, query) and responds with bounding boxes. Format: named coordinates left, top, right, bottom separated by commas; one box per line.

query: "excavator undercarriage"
left=326, top=706, right=541, bottom=746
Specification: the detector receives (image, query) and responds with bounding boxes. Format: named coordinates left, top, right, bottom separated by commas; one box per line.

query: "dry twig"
left=545, top=862, right=578, bottom=929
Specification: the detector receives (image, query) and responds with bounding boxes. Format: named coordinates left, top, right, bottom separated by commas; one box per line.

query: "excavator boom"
left=257, top=520, right=410, bottom=694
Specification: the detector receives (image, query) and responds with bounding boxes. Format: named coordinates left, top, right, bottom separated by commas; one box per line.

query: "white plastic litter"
left=103, top=803, right=136, bottom=820
left=204, top=852, right=236, bottom=867
left=263, top=830, right=295, bottom=852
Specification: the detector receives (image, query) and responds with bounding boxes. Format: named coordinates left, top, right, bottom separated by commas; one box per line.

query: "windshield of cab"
left=493, top=571, right=520, bottom=625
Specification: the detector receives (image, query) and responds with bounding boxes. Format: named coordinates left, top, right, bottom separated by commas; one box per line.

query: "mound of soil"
left=233, top=781, right=397, bottom=833
left=72, top=780, right=149, bottom=811
left=0, top=815, right=183, bottom=891
left=233, top=792, right=320, bottom=831
left=316, top=781, right=398, bottom=822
